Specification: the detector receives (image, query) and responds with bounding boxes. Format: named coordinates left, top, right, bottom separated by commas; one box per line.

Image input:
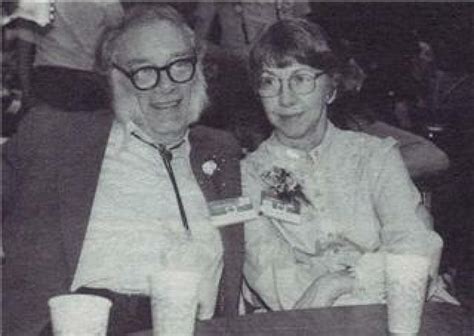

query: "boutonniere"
left=260, top=166, right=311, bottom=206
left=202, top=160, right=218, bottom=176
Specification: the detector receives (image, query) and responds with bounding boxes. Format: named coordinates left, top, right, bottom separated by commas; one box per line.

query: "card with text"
left=260, top=192, right=301, bottom=224
left=208, top=196, right=257, bottom=227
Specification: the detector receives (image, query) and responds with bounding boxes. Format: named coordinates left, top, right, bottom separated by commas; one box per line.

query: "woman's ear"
left=326, top=88, right=337, bottom=105
left=325, top=73, right=341, bottom=105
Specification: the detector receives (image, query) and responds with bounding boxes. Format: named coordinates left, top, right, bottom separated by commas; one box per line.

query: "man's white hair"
left=97, top=4, right=208, bottom=147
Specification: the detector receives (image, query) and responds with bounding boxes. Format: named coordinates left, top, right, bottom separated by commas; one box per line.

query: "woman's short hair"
left=249, top=18, right=341, bottom=85
left=97, top=4, right=201, bottom=72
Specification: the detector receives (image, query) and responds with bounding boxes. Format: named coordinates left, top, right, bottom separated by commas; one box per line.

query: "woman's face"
left=258, top=61, right=334, bottom=150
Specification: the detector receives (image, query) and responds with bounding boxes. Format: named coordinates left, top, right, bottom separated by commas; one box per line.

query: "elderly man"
left=2, top=5, right=243, bottom=335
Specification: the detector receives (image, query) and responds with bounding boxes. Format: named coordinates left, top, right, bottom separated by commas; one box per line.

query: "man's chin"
left=150, top=126, right=187, bottom=145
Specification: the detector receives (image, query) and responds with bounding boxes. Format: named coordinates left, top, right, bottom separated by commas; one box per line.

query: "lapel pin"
left=202, top=160, right=218, bottom=176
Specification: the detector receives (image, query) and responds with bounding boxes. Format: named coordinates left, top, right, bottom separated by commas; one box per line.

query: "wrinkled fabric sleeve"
left=193, top=1, right=218, bottom=36
left=241, top=160, right=326, bottom=311
left=102, top=1, right=124, bottom=28
left=294, top=1, right=312, bottom=17
left=369, top=140, right=443, bottom=276
left=361, top=121, right=449, bottom=178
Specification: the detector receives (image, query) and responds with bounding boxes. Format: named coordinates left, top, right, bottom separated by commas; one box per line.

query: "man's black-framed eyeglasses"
left=112, top=56, right=197, bottom=91
left=257, top=71, right=326, bottom=98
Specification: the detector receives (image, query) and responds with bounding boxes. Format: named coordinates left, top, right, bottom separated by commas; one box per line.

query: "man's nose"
left=279, top=81, right=297, bottom=107
left=155, top=72, right=176, bottom=94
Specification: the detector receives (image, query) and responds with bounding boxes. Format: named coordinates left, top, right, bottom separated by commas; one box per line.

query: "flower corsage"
left=260, top=166, right=311, bottom=206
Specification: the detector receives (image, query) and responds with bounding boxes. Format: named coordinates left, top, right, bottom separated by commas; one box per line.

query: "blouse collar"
left=265, top=121, right=337, bottom=162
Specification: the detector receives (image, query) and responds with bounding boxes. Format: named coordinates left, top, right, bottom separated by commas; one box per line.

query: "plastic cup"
left=149, top=270, right=201, bottom=336
left=385, top=254, right=430, bottom=334
left=48, top=294, right=112, bottom=336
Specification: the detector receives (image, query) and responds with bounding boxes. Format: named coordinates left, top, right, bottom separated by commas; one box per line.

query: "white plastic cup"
left=385, top=254, right=430, bottom=334
left=48, top=294, right=112, bottom=336
left=150, top=270, right=201, bottom=336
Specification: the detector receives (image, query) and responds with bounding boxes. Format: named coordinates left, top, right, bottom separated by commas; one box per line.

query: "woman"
left=242, top=18, right=456, bottom=316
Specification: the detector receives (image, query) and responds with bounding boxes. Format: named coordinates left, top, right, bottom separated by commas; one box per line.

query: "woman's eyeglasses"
left=113, top=56, right=197, bottom=91
left=257, top=71, right=326, bottom=98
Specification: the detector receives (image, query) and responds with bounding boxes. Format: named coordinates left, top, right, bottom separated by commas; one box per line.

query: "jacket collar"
left=58, top=117, right=243, bottom=316
left=57, top=110, right=114, bottom=278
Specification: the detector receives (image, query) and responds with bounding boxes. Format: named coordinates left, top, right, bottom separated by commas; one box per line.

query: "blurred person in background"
left=193, top=1, right=311, bottom=152
left=329, top=46, right=450, bottom=180
left=412, top=25, right=474, bottom=307
left=1, top=0, right=54, bottom=136
left=16, top=0, right=124, bottom=111
left=194, top=0, right=311, bottom=60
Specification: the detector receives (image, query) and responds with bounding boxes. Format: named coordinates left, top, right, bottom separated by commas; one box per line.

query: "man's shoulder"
left=24, top=103, right=111, bottom=123
left=11, top=104, right=113, bottom=149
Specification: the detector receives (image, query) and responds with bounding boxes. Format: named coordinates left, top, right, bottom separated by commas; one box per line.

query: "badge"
left=260, top=192, right=301, bottom=224
left=208, top=197, right=257, bottom=227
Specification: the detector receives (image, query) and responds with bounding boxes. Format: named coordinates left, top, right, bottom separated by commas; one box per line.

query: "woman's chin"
left=276, top=130, right=307, bottom=144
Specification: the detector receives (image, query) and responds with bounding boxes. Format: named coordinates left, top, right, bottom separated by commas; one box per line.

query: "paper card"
left=208, top=196, right=257, bottom=227
left=260, top=193, right=301, bottom=224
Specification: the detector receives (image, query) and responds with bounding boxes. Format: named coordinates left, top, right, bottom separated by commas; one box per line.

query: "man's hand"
left=294, top=269, right=355, bottom=309
left=160, top=234, right=220, bottom=274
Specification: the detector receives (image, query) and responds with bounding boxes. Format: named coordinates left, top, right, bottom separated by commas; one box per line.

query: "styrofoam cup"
left=150, top=270, right=201, bottom=336
left=48, top=294, right=112, bottom=336
left=386, top=254, right=430, bottom=334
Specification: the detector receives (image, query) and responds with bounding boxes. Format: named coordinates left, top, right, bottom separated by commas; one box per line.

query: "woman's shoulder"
left=241, top=138, right=274, bottom=173
left=329, top=126, right=400, bottom=170
left=333, top=125, right=398, bottom=154
left=320, top=127, right=405, bottom=181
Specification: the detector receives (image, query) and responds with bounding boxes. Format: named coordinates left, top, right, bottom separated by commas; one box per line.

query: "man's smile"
left=151, top=99, right=181, bottom=109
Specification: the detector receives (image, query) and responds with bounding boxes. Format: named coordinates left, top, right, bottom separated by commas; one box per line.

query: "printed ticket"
left=260, top=193, right=301, bottom=224
left=208, top=196, right=257, bottom=226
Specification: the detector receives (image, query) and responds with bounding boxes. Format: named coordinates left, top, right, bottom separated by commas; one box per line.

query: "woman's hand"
left=294, top=269, right=355, bottom=309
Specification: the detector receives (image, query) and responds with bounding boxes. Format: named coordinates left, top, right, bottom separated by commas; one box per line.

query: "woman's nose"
left=279, top=81, right=297, bottom=107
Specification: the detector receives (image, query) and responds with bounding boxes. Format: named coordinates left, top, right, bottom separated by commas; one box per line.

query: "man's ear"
left=111, top=70, right=141, bottom=124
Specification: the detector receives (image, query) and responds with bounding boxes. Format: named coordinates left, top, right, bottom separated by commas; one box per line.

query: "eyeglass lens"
left=258, top=72, right=324, bottom=97
left=130, top=57, right=196, bottom=90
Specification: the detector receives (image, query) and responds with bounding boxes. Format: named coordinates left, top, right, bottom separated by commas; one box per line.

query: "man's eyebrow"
left=169, top=50, right=195, bottom=59
left=125, top=51, right=195, bottom=68
left=125, top=58, right=150, bottom=67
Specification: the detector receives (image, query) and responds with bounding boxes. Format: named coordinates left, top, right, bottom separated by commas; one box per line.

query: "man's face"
left=113, top=21, right=197, bottom=144
left=259, top=62, right=333, bottom=149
